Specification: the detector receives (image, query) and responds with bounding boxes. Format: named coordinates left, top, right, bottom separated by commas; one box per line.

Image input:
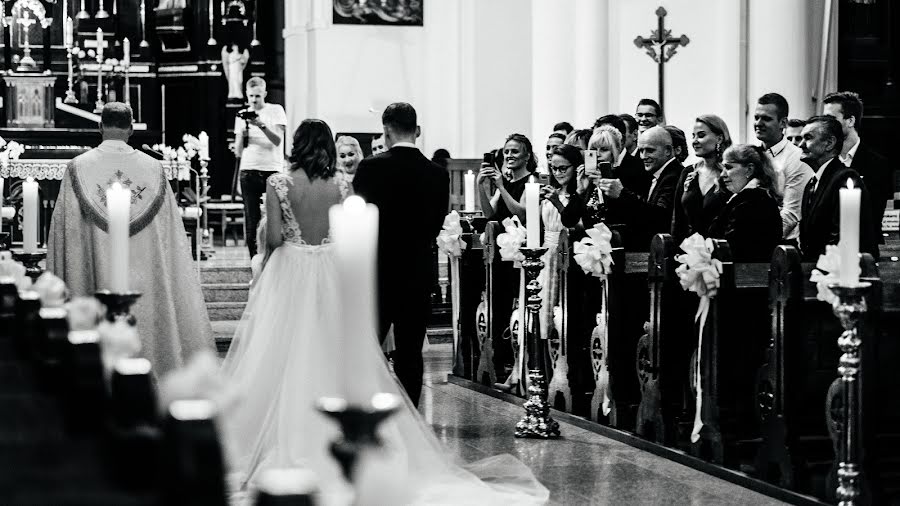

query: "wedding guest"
left=432, top=148, right=451, bottom=168
left=665, top=125, right=689, bottom=164
left=234, top=77, right=287, bottom=257
left=671, top=114, right=732, bottom=243
left=48, top=102, right=215, bottom=376
left=594, top=115, right=646, bottom=196
left=798, top=115, right=879, bottom=261
left=334, top=135, right=363, bottom=198
left=564, top=128, right=592, bottom=150
left=619, top=113, right=640, bottom=156
left=370, top=133, right=386, bottom=156
left=545, top=132, right=567, bottom=163
left=786, top=118, right=806, bottom=147
left=476, top=133, right=537, bottom=222
left=561, top=125, right=618, bottom=232
left=553, top=121, right=574, bottom=135
left=635, top=98, right=663, bottom=133
left=596, top=126, right=683, bottom=250
left=709, top=144, right=783, bottom=262
left=520, top=144, right=581, bottom=340
left=824, top=91, right=893, bottom=241
left=753, top=93, right=814, bottom=243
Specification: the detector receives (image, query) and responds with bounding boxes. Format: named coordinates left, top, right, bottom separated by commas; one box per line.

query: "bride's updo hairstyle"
left=289, top=119, right=337, bottom=180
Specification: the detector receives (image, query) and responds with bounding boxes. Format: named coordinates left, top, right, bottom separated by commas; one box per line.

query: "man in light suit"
left=353, top=102, right=449, bottom=406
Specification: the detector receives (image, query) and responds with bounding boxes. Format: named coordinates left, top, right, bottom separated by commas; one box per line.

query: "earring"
left=716, top=141, right=722, bottom=154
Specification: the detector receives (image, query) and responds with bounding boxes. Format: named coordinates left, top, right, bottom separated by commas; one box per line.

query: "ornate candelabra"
left=12, top=248, right=47, bottom=282
left=316, top=393, right=401, bottom=485
left=198, top=159, right=213, bottom=259
left=94, top=35, right=105, bottom=113
left=515, top=247, right=560, bottom=439
left=827, top=282, right=871, bottom=506
left=94, top=289, right=142, bottom=326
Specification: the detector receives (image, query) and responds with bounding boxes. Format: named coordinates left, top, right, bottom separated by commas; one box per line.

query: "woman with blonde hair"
left=334, top=135, right=363, bottom=198
left=671, top=114, right=732, bottom=243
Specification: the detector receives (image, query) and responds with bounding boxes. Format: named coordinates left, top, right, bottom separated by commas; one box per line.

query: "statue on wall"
left=221, top=44, right=249, bottom=100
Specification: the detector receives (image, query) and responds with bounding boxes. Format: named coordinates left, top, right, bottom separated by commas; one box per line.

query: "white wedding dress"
left=221, top=172, right=549, bottom=505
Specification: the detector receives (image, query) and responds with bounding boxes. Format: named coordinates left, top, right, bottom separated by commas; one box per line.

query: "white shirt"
left=840, top=137, right=861, bottom=167
left=391, top=141, right=418, bottom=149
left=813, top=157, right=837, bottom=192
left=765, top=136, right=814, bottom=240
left=616, top=149, right=627, bottom=168
left=235, top=103, right=287, bottom=172
left=647, top=157, right=676, bottom=198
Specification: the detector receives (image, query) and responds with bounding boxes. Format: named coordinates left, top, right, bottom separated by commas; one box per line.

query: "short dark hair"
left=101, top=102, right=133, bottom=129
left=547, top=144, right=581, bottom=194
left=637, top=98, right=662, bottom=118
left=289, top=119, right=337, bottom=180
left=618, top=113, right=638, bottom=133
left=787, top=118, right=807, bottom=129
left=664, top=125, right=688, bottom=163
left=823, top=91, right=864, bottom=127
left=552, top=121, right=573, bottom=134
left=757, top=92, right=789, bottom=120
left=548, top=132, right=567, bottom=143
left=592, top=114, right=627, bottom=139
left=806, top=115, right=845, bottom=155
left=432, top=148, right=451, bottom=168
left=382, top=102, right=417, bottom=134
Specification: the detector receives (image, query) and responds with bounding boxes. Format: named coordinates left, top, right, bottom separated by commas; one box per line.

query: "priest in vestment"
left=48, top=102, right=215, bottom=376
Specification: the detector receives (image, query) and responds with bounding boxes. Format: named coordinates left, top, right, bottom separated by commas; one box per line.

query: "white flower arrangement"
left=496, top=216, right=527, bottom=263
left=675, top=233, right=723, bottom=299
left=573, top=223, right=615, bottom=278
left=435, top=211, right=466, bottom=258
left=809, top=244, right=857, bottom=305
left=0, top=138, right=25, bottom=170
left=0, top=251, right=32, bottom=290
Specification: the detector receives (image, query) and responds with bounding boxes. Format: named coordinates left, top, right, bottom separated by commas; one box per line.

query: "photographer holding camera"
left=234, top=76, right=287, bottom=257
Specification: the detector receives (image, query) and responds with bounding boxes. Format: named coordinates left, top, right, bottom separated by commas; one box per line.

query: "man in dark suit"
left=597, top=126, right=683, bottom=250
left=823, top=91, right=894, bottom=242
left=353, top=103, right=450, bottom=406
left=798, top=115, right=879, bottom=261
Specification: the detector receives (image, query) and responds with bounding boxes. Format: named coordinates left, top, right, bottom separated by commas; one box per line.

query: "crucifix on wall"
left=633, top=7, right=690, bottom=116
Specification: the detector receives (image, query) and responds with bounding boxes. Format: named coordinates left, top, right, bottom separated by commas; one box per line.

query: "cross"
left=633, top=7, right=690, bottom=117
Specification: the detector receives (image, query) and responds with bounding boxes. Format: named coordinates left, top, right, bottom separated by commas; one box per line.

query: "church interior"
left=1, top=0, right=900, bottom=504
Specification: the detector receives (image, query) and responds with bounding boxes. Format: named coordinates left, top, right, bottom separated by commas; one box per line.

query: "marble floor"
left=419, top=344, right=785, bottom=506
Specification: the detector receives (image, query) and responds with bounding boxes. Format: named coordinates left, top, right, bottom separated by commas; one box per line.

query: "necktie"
left=805, top=175, right=818, bottom=209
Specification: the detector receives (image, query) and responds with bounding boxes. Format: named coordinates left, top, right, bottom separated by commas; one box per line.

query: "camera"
left=236, top=108, right=259, bottom=121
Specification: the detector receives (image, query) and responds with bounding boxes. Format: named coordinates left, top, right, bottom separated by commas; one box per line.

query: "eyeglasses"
left=550, top=165, right=572, bottom=173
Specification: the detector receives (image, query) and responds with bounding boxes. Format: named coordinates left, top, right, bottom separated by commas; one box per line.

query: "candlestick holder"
left=77, top=0, right=90, bottom=19
left=206, top=0, right=216, bottom=46
left=64, top=47, right=78, bottom=104
left=316, top=393, right=401, bottom=483
left=11, top=248, right=47, bottom=282
left=198, top=159, right=213, bottom=259
left=515, top=247, right=560, bottom=439
left=95, top=289, right=142, bottom=326
left=827, top=282, right=871, bottom=506
left=95, top=0, right=109, bottom=19
left=94, top=53, right=105, bottom=113
left=139, top=0, right=149, bottom=47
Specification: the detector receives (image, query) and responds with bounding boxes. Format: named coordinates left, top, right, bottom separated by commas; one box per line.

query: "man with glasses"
left=635, top=98, right=663, bottom=134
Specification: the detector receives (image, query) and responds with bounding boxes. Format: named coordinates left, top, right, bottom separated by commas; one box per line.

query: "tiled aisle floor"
left=419, top=344, right=785, bottom=506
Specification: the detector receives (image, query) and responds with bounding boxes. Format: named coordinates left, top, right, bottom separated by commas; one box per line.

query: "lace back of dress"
left=269, top=174, right=305, bottom=245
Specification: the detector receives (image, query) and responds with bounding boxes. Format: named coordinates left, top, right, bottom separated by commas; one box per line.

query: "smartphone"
left=584, top=149, right=598, bottom=175
left=535, top=173, right=550, bottom=186
left=482, top=151, right=495, bottom=166
left=598, top=161, right=613, bottom=179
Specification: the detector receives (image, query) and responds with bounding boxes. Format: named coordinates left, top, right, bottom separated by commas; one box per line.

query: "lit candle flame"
left=846, top=178, right=855, bottom=190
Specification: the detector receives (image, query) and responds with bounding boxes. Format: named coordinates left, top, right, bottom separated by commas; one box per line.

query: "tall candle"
left=96, top=28, right=104, bottom=61
left=198, top=131, right=210, bottom=160
left=525, top=176, right=540, bottom=248
left=65, top=17, right=74, bottom=48
left=22, top=178, right=38, bottom=253
left=329, top=195, right=379, bottom=404
left=123, top=37, right=130, bottom=67
left=463, top=170, right=475, bottom=212
left=106, top=182, right=131, bottom=292
left=839, top=179, right=861, bottom=286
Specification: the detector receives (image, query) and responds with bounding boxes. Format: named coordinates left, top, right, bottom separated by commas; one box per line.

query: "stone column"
left=573, top=0, right=609, bottom=129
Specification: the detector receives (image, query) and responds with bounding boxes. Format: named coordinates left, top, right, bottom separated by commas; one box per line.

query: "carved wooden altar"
left=3, top=75, right=57, bottom=128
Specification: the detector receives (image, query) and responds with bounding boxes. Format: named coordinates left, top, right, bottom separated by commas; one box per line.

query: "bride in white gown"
left=221, top=119, right=549, bottom=505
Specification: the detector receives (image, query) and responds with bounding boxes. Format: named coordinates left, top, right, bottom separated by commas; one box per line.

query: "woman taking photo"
left=708, top=144, right=783, bottom=262
left=476, top=133, right=538, bottom=222
left=334, top=135, right=363, bottom=198
left=671, top=114, right=732, bottom=243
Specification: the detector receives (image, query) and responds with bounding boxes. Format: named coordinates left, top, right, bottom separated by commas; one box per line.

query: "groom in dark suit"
left=353, top=103, right=450, bottom=406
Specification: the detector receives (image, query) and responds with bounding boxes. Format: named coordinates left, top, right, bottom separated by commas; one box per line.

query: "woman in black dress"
left=709, top=144, right=783, bottom=262
left=671, top=114, right=733, bottom=243
left=476, top=133, right=538, bottom=222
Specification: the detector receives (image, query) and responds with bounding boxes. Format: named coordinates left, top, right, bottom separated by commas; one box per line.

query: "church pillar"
left=283, top=0, right=328, bottom=135
left=573, top=0, right=609, bottom=130
left=746, top=0, right=814, bottom=140
left=531, top=0, right=578, bottom=164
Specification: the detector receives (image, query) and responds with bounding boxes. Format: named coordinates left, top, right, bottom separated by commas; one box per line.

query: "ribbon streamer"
left=573, top=223, right=614, bottom=278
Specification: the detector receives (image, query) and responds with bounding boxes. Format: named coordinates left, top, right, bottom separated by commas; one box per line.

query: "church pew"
left=636, top=234, right=695, bottom=445
left=547, top=228, right=573, bottom=412
left=756, top=247, right=900, bottom=503
left=454, top=219, right=487, bottom=380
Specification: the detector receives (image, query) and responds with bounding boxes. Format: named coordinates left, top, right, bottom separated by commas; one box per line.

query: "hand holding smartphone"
left=598, top=161, right=614, bottom=179
left=583, top=149, right=598, bottom=176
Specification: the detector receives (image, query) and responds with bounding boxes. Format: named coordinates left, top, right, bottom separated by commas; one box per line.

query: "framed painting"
left=333, top=0, right=423, bottom=26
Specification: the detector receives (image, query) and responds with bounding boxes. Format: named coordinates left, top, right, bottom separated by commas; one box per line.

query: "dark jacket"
left=849, top=142, right=893, bottom=240
left=616, top=158, right=684, bottom=251
left=708, top=186, right=782, bottom=262
left=671, top=164, right=731, bottom=244
left=799, top=157, right=879, bottom=261
left=617, top=152, right=652, bottom=200
left=353, top=146, right=450, bottom=284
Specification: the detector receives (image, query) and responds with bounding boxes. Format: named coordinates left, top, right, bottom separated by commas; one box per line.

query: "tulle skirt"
left=221, top=242, right=548, bottom=505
